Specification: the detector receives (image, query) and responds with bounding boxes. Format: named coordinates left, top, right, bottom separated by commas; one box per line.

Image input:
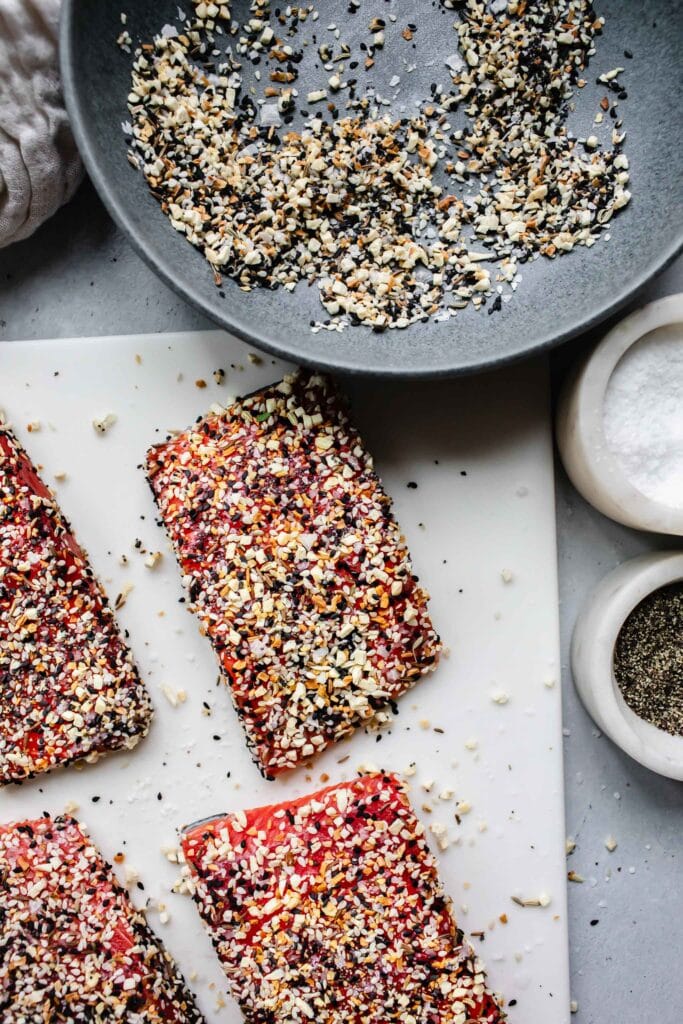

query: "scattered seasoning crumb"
left=53, top=470, right=68, bottom=482
left=567, top=870, right=584, bottom=883
left=160, top=684, right=188, bottom=708
left=114, top=582, right=134, bottom=610
left=500, top=569, right=513, bottom=583
left=429, top=821, right=450, bottom=851
left=92, top=413, right=117, bottom=435
left=605, top=835, right=618, bottom=852
left=144, top=551, right=164, bottom=569
left=123, top=865, right=139, bottom=888
left=194, top=379, right=207, bottom=389
left=566, top=837, right=577, bottom=855
left=161, top=844, right=180, bottom=864
left=26, top=421, right=41, bottom=433
left=512, top=893, right=551, bottom=908
left=491, top=690, right=509, bottom=705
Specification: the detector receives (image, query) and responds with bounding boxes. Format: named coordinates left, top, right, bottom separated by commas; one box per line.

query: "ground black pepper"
left=613, top=582, right=683, bottom=736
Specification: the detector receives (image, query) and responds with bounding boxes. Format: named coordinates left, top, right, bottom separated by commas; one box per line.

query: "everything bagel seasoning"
left=123, top=0, right=631, bottom=334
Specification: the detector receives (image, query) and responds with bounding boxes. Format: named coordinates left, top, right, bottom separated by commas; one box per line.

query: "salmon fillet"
left=0, top=815, right=204, bottom=1022
left=0, top=429, right=152, bottom=783
left=146, top=371, right=440, bottom=777
left=182, top=773, right=503, bottom=1023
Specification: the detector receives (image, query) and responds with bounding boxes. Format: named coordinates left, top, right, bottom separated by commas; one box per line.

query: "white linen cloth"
left=0, top=0, right=82, bottom=247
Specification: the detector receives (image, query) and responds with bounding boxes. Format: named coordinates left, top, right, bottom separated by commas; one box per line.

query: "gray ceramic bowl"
left=61, top=0, right=682, bottom=376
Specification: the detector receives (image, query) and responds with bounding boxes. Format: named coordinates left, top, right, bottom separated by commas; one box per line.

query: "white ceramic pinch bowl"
left=556, top=294, right=683, bottom=536
left=571, top=551, right=683, bottom=781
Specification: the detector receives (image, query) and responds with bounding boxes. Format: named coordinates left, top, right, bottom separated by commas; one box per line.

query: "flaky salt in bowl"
left=557, top=294, right=683, bottom=536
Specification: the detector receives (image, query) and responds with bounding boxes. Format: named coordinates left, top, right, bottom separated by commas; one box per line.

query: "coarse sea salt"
left=603, top=321, right=683, bottom=509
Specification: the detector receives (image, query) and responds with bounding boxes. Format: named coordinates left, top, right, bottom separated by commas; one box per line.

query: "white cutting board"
left=0, top=332, right=569, bottom=1023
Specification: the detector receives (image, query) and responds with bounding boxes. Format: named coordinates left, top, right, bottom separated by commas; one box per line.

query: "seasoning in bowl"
left=122, top=0, right=632, bottom=335
left=603, top=319, right=683, bottom=509
left=614, top=582, right=683, bottom=736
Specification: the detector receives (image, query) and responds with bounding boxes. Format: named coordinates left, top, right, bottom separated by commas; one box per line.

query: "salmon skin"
left=0, top=428, right=152, bottom=783
left=182, top=772, right=504, bottom=1023
left=146, top=371, right=441, bottom=777
left=0, top=815, right=204, bottom=1022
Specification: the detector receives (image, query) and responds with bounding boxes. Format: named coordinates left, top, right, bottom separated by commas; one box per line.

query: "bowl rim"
left=571, top=551, right=683, bottom=781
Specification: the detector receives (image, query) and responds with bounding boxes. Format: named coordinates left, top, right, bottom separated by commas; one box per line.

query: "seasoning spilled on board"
left=614, top=582, right=683, bottom=736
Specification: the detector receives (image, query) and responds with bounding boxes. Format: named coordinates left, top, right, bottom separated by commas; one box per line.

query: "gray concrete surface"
left=1, top=180, right=681, bottom=1024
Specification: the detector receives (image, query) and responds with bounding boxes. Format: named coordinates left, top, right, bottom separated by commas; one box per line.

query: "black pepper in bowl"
left=614, top=582, right=683, bottom=737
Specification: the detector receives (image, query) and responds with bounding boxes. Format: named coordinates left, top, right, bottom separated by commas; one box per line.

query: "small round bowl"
left=571, top=551, right=683, bottom=781
left=556, top=294, right=683, bottom=536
